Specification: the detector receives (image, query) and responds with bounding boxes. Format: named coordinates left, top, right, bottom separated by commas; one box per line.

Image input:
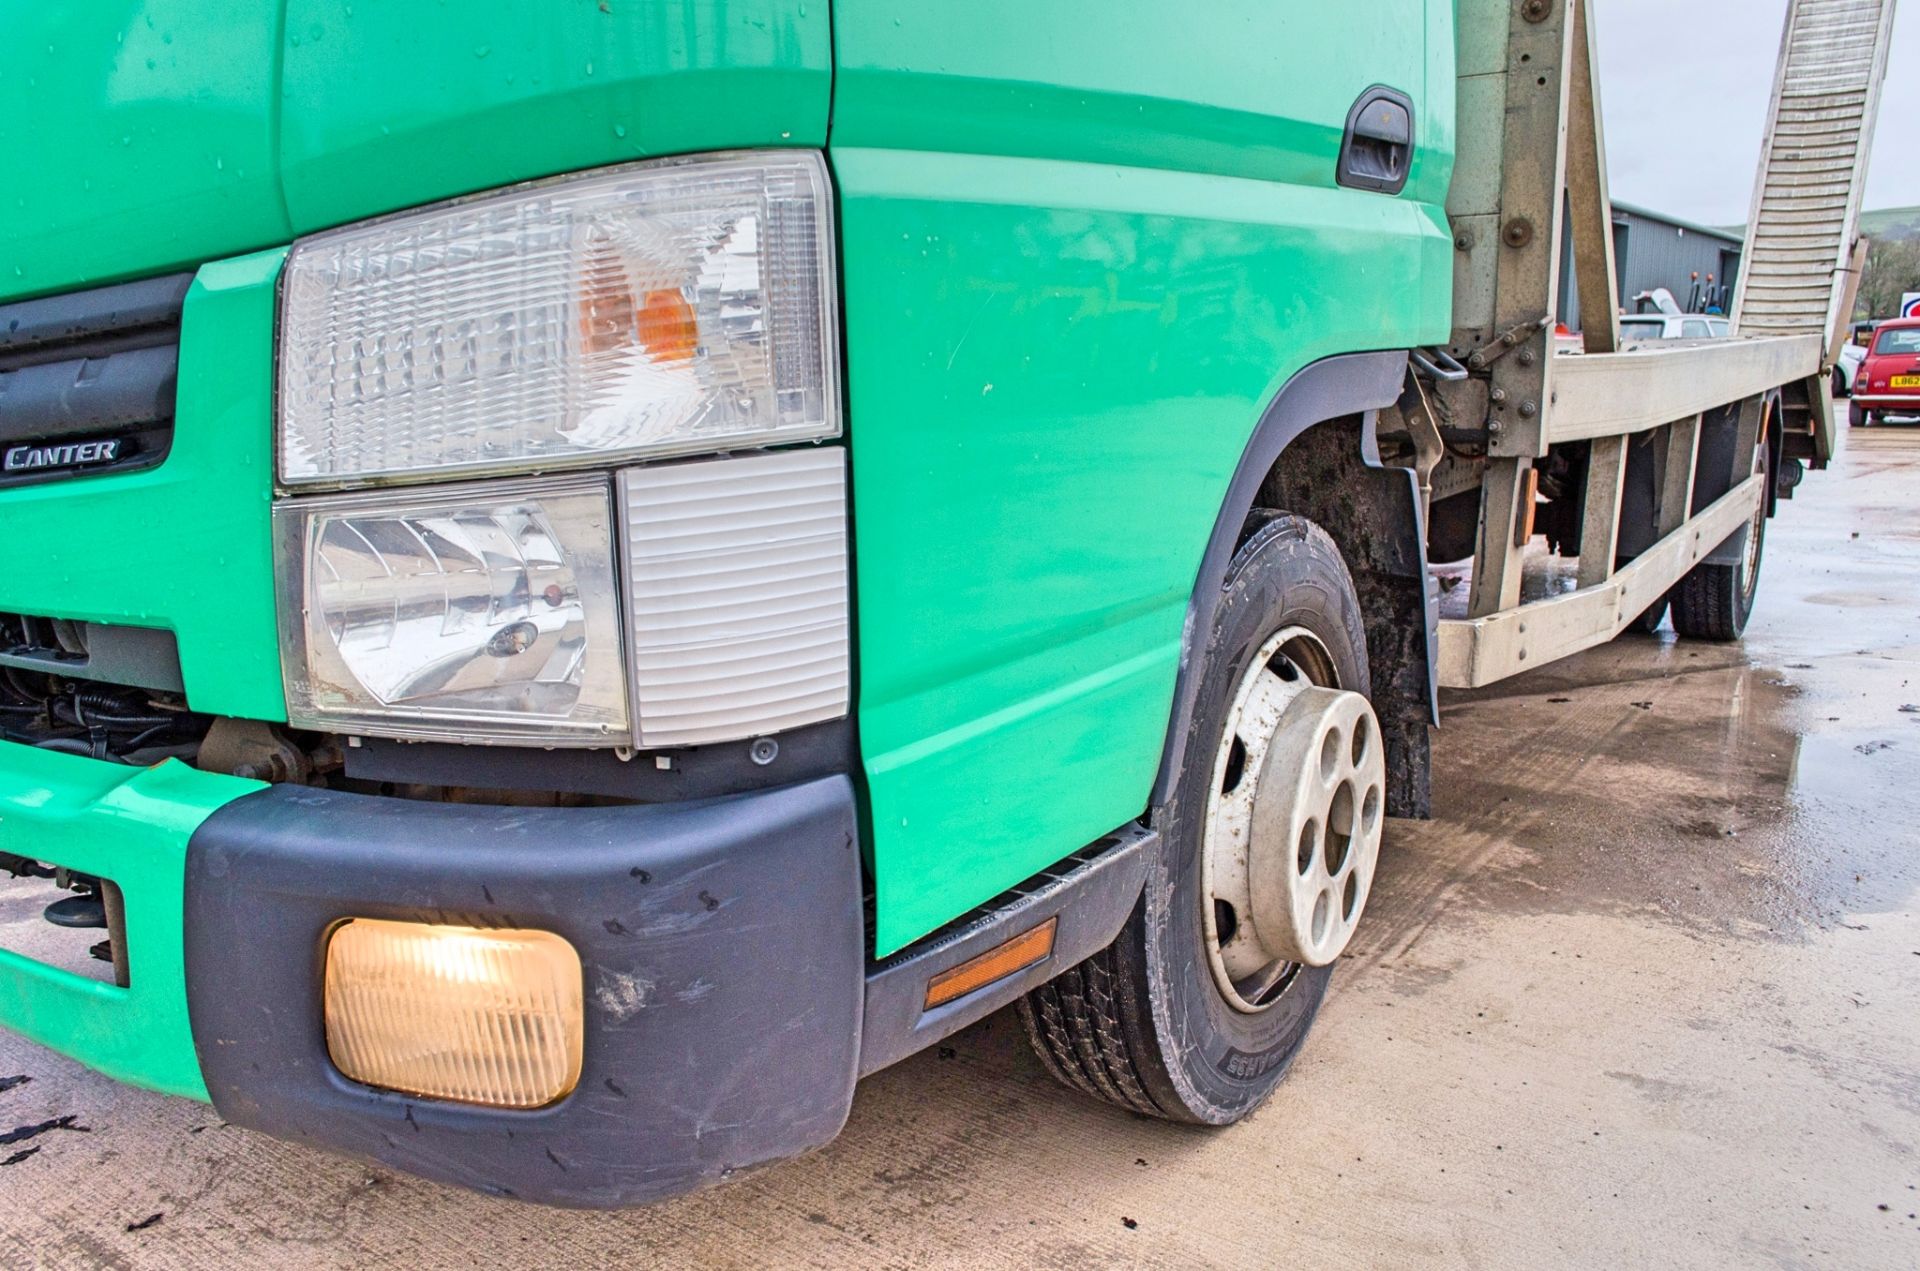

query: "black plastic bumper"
left=181, top=776, right=862, bottom=1208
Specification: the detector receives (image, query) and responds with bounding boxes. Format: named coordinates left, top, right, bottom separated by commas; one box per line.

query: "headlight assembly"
left=276, top=475, right=630, bottom=745
left=275, top=452, right=851, bottom=749
left=273, top=153, right=849, bottom=751
left=277, top=151, right=838, bottom=489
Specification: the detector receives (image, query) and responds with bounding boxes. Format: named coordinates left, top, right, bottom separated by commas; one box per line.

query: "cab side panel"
left=832, top=3, right=1455, bottom=953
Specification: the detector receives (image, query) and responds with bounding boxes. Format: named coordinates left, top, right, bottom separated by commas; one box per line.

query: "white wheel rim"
left=1741, top=424, right=1769, bottom=594
left=1200, top=627, right=1388, bottom=1013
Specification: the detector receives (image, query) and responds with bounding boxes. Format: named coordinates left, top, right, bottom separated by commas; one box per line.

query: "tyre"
left=1622, top=593, right=1668, bottom=636
left=1670, top=423, right=1770, bottom=641
left=1831, top=367, right=1847, bottom=400
left=1850, top=399, right=1870, bottom=427
left=1019, top=514, right=1385, bottom=1123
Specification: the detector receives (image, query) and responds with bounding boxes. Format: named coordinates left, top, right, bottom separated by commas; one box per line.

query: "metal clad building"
left=1559, top=201, right=1744, bottom=331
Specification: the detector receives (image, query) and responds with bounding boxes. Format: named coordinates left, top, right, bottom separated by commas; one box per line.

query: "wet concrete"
left=3, top=429, right=1918, bottom=1268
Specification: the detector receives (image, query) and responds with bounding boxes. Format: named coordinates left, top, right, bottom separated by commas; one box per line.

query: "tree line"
left=1856, top=237, right=1920, bottom=320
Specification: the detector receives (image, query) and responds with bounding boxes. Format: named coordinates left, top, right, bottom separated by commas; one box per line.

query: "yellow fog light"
left=323, top=919, right=584, bottom=1109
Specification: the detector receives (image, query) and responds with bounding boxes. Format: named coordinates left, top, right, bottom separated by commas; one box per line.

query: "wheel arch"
left=1149, top=351, right=1437, bottom=822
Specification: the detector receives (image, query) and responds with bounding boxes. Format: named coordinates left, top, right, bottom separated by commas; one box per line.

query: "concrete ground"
left=3, top=427, right=1918, bottom=1269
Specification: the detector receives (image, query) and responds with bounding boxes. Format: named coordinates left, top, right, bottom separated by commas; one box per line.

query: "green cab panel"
left=1, top=1, right=831, bottom=302
left=0, top=250, right=288, bottom=721
left=832, top=3, right=1456, bottom=953
left=276, top=0, right=831, bottom=234
left=0, top=5, right=291, bottom=302
left=0, top=745, right=263, bottom=1099
left=3, top=0, right=1459, bottom=970
left=1, top=1, right=831, bottom=713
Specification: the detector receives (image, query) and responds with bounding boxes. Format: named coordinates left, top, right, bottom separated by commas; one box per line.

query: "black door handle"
left=1338, top=86, right=1415, bottom=195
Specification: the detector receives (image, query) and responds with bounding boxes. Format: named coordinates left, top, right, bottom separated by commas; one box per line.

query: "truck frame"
left=1425, top=0, right=1890, bottom=688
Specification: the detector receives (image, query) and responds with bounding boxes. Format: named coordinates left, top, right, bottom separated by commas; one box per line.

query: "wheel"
left=1850, top=399, right=1870, bottom=427
left=1622, top=593, right=1668, bottom=636
left=1670, top=422, right=1770, bottom=641
left=1831, top=367, right=1847, bottom=400
left=1018, top=514, right=1385, bottom=1123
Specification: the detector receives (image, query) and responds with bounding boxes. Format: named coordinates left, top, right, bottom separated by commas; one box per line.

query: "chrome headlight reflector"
left=276, top=475, right=630, bottom=745
left=277, top=151, right=839, bottom=488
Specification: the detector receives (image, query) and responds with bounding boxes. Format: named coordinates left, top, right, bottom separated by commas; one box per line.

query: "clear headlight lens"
left=278, top=151, right=838, bottom=488
left=276, top=475, right=629, bottom=744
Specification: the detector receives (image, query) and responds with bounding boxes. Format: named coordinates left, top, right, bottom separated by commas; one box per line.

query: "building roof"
left=1610, top=201, right=1746, bottom=249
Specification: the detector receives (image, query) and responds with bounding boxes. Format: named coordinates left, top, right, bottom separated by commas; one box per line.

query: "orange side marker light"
left=923, top=917, right=1058, bottom=1010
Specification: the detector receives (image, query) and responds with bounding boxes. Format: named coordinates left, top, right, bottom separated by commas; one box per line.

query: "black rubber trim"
left=345, top=716, right=854, bottom=802
left=0, top=272, right=192, bottom=370
left=184, top=776, right=863, bottom=1208
left=1148, top=350, right=1415, bottom=810
left=0, top=271, right=189, bottom=490
left=0, top=346, right=176, bottom=438
left=857, top=823, right=1156, bottom=1077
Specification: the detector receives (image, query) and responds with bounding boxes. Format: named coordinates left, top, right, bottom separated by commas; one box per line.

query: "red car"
left=1850, top=316, right=1920, bottom=425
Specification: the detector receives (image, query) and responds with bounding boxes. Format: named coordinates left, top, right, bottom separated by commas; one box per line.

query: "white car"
left=1618, top=313, right=1732, bottom=341
left=1833, top=321, right=1876, bottom=398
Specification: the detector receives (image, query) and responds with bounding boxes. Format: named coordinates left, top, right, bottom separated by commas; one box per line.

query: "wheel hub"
left=1246, top=687, right=1385, bottom=967
left=1202, top=629, right=1388, bottom=1013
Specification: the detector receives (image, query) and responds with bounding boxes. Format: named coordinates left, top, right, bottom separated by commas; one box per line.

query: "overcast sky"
left=1594, top=0, right=1918, bottom=225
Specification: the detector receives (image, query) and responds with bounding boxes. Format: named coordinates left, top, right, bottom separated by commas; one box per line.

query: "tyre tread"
left=1017, top=951, right=1163, bottom=1117
left=1670, top=564, right=1739, bottom=640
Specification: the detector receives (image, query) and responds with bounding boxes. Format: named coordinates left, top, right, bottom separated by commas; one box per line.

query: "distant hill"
left=1716, top=207, right=1920, bottom=243
left=1858, top=206, right=1920, bottom=241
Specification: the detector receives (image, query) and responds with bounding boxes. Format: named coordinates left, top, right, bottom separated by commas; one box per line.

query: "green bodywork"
left=834, top=2, right=1455, bottom=950
left=2, top=1, right=830, bottom=301
left=0, top=746, right=260, bottom=1098
left=0, top=0, right=1457, bottom=1102
left=0, top=252, right=280, bottom=1094
left=0, top=251, right=287, bottom=720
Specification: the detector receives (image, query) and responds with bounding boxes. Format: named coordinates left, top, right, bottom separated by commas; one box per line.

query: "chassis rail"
left=1413, top=0, right=1891, bottom=688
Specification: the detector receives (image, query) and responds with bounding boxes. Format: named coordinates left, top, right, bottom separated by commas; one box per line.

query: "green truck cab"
left=1, top=2, right=1452, bottom=1205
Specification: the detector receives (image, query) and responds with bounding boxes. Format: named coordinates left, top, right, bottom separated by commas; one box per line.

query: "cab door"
left=830, top=2, right=1453, bottom=954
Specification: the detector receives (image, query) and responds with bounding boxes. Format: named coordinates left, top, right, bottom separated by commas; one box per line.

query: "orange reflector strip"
left=1516, top=467, right=1540, bottom=547
left=923, top=917, right=1058, bottom=1010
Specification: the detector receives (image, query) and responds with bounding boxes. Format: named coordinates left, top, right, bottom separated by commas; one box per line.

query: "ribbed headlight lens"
left=277, top=151, right=838, bottom=488
left=275, top=475, right=629, bottom=744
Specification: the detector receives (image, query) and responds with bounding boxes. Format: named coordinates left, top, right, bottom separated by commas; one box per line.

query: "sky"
left=1593, top=0, right=1919, bottom=225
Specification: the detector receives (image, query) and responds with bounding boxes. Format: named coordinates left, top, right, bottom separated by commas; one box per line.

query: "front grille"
left=0, top=611, right=185, bottom=693
left=0, top=272, right=192, bottom=490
